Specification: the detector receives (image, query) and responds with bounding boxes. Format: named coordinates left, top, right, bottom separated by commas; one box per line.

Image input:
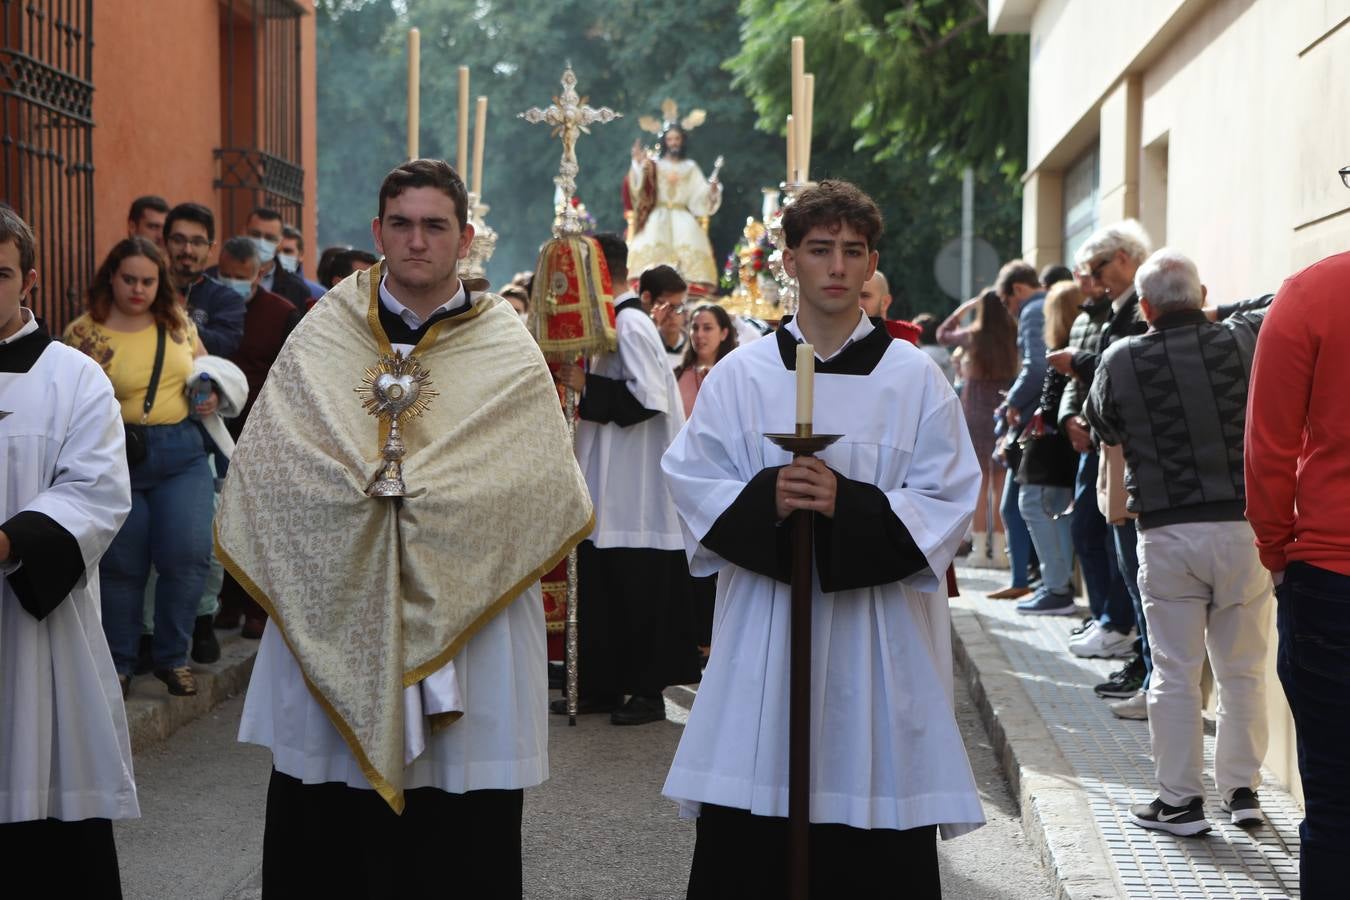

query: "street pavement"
left=116, top=661, right=1051, bottom=899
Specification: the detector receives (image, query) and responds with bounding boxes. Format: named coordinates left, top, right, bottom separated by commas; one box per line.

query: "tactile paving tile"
left=955, top=567, right=1301, bottom=899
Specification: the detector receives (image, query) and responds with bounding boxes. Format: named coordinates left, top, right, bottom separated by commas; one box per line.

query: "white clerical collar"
left=379, top=276, right=468, bottom=330
left=614, top=289, right=638, bottom=304
left=0, top=307, right=37, bottom=346
left=784, top=310, right=874, bottom=362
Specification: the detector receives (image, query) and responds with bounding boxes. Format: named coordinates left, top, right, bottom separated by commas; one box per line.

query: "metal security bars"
left=0, top=0, right=95, bottom=333
left=215, top=0, right=305, bottom=235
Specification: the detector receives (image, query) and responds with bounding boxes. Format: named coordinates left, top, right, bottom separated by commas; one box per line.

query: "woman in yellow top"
left=65, top=237, right=215, bottom=697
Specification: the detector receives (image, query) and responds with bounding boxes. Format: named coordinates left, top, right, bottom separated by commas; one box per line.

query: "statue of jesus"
left=627, top=107, right=722, bottom=294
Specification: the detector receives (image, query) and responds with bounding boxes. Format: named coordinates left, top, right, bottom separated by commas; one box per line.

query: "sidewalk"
left=951, top=566, right=1301, bottom=900
left=123, top=630, right=259, bottom=753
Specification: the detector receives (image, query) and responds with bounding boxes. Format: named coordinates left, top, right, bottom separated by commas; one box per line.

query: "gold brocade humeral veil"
left=214, top=264, right=594, bottom=813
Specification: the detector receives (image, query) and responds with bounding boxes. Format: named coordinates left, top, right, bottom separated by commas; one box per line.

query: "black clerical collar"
left=0, top=322, right=52, bottom=373
left=376, top=289, right=476, bottom=346
left=775, top=315, right=892, bottom=376
left=614, top=296, right=644, bottom=316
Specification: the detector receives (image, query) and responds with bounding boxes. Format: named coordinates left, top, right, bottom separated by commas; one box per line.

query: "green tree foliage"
left=726, top=0, right=1031, bottom=313
left=316, top=0, right=782, bottom=286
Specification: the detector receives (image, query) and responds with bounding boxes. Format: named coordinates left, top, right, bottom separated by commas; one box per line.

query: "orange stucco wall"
left=90, top=1, right=317, bottom=271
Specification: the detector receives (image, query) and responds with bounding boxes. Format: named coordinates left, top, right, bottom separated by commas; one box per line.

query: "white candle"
left=457, top=66, right=470, bottom=177
left=406, top=29, right=420, bottom=160
left=472, top=96, right=488, bottom=198
left=802, top=73, right=815, bottom=183
left=791, top=37, right=805, bottom=180
left=785, top=114, right=796, bottom=185
left=796, top=343, right=814, bottom=427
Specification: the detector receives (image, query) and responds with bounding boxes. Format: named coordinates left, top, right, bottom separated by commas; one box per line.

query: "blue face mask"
left=250, top=236, right=278, bottom=265
left=220, top=277, right=254, bottom=300
left=276, top=252, right=300, bottom=274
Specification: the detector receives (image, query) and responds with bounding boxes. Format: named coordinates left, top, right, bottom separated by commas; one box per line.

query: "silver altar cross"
left=519, top=65, right=621, bottom=237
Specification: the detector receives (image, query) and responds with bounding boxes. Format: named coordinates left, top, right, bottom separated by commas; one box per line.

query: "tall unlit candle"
left=457, top=67, right=470, bottom=176
left=786, top=114, right=796, bottom=185
left=406, top=29, right=420, bottom=160
left=791, top=37, right=805, bottom=177
left=472, top=96, right=488, bottom=198
left=802, top=73, right=815, bottom=183
left=795, top=343, right=814, bottom=427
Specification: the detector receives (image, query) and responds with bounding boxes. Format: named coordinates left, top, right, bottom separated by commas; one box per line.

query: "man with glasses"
left=164, top=202, right=245, bottom=357
left=1070, top=219, right=1154, bottom=719
left=1246, top=164, right=1350, bottom=898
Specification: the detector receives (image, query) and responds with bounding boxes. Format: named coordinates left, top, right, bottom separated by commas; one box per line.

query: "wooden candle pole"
left=472, top=96, right=488, bottom=199
left=786, top=114, right=796, bottom=187
left=406, top=28, right=420, bottom=160
left=457, top=66, right=470, bottom=177
left=765, top=344, right=840, bottom=900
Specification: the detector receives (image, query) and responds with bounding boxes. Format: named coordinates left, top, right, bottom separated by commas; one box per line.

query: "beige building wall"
left=995, top=0, right=1350, bottom=803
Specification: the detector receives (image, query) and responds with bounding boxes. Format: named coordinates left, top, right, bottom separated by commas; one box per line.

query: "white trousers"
left=1137, top=520, right=1272, bottom=805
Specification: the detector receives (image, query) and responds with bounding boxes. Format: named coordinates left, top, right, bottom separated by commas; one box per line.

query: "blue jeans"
left=1018, top=484, right=1074, bottom=595
left=1072, top=452, right=1135, bottom=632
left=101, top=420, right=214, bottom=674
left=1113, top=519, right=1150, bottom=686
left=1000, top=472, right=1034, bottom=587
left=1276, top=562, right=1350, bottom=899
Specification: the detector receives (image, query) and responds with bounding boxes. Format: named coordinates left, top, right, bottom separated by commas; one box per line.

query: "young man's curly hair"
left=781, top=180, right=884, bottom=251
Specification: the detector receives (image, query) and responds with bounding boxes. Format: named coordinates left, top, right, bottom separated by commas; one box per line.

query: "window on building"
left=1062, top=144, right=1099, bottom=266
left=1, top=0, right=96, bottom=332
left=215, top=0, right=306, bottom=237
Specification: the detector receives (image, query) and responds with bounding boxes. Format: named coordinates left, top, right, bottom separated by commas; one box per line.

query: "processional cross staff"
left=520, top=66, right=621, bottom=238
left=519, top=67, right=620, bottom=726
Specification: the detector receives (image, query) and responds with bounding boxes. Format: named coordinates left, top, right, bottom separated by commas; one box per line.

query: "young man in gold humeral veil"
left=215, top=159, right=593, bottom=899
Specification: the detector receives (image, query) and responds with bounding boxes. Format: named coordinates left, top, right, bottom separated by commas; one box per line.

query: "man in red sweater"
left=1246, top=215, right=1350, bottom=898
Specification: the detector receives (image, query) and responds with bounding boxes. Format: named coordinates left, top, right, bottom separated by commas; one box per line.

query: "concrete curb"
left=951, top=606, right=1124, bottom=900
left=125, top=632, right=258, bottom=754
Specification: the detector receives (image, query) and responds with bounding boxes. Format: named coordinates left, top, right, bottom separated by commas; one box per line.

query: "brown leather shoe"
left=154, top=666, right=198, bottom=696
left=987, top=586, right=1034, bottom=600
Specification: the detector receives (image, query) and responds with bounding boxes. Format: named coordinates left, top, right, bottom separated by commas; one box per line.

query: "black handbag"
left=1017, top=428, right=1079, bottom=488
left=124, top=325, right=166, bottom=467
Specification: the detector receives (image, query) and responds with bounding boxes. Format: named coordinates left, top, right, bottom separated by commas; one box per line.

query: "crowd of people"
left=1, top=157, right=1346, bottom=899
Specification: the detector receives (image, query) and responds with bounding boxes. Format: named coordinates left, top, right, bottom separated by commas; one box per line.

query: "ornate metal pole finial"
left=519, top=66, right=621, bottom=238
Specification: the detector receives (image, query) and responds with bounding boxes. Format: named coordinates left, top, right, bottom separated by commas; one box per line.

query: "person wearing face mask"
left=278, top=224, right=326, bottom=301
left=240, top=207, right=312, bottom=312
left=212, top=237, right=301, bottom=641
left=163, top=202, right=245, bottom=357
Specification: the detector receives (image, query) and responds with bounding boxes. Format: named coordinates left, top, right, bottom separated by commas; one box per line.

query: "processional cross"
left=518, top=65, right=621, bottom=237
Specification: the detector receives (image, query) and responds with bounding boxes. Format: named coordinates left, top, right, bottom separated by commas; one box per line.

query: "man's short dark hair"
left=1039, top=264, right=1073, bottom=289
left=781, top=179, right=884, bottom=252
left=164, top=202, right=215, bottom=243
left=996, top=260, right=1040, bottom=297
left=316, top=245, right=351, bottom=286
left=220, top=235, right=259, bottom=265
left=281, top=224, right=303, bottom=248
left=249, top=207, right=283, bottom=224
left=128, top=195, right=169, bottom=223
left=378, top=159, right=468, bottom=227
left=638, top=264, right=686, bottom=300
left=592, top=232, right=628, bottom=283
left=0, top=204, right=37, bottom=273
left=329, top=249, right=379, bottom=285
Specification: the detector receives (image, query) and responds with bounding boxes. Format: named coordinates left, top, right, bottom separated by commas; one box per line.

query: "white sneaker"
left=1070, top=626, right=1137, bottom=659
left=1068, top=619, right=1099, bottom=644
left=1110, top=690, right=1148, bottom=720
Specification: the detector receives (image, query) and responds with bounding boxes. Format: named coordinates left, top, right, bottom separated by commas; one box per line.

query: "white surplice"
left=1, top=314, right=138, bottom=823
left=659, top=322, right=987, bottom=838
left=238, top=280, right=549, bottom=793
left=574, top=295, right=686, bottom=551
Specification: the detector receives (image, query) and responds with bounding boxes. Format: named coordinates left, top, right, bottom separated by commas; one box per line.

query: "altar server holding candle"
left=661, top=180, right=986, bottom=898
